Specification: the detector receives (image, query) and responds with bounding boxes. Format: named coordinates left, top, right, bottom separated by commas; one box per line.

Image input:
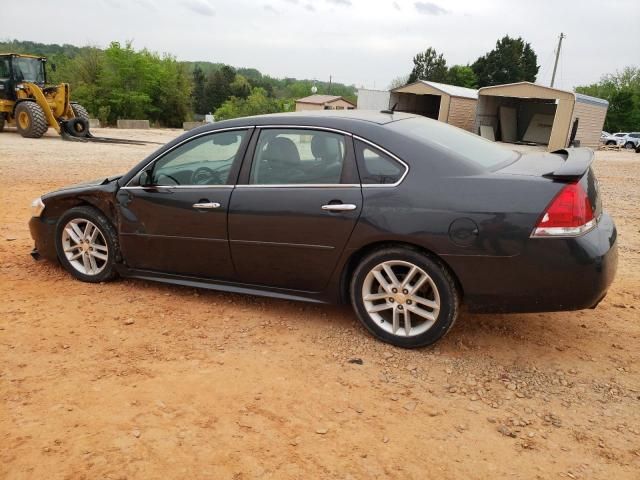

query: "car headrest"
left=311, top=135, right=341, bottom=163
left=263, top=137, right=301, bottom=166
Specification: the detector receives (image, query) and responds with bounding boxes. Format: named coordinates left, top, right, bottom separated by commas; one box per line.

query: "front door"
left=117, top=128, right=250, bottom=279
left=228, top=127, right=362, bottom=292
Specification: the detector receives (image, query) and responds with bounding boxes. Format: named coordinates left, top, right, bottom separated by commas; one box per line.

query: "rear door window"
left=249, top=129, right=347, bottom=185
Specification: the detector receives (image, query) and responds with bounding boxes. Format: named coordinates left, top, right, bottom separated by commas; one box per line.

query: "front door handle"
left=193, top=202, right=221, bottom=209
left=321, top=204, right=357, bottom=212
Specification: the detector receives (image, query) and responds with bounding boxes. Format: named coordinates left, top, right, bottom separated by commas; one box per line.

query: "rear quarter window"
left=354, top=140, right=405, bottom=184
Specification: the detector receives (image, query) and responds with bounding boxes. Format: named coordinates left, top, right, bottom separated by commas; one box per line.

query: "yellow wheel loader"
left=0, top=53, right=92, bottom=139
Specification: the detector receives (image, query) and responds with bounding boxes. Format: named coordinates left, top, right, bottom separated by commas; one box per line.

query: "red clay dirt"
left=1, top=128, right=639, bottom=479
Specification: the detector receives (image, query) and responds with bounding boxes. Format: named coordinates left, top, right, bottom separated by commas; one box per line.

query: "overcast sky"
left=3, top=0, right=639, bottom=90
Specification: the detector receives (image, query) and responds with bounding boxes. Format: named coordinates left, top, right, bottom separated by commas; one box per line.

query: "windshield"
left=389, top=116, right=518, bottom=169
left=12, top=57, right=45, bottom=83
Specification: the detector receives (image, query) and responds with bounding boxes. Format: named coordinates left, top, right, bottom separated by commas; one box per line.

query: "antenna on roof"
left=381, top=102, right=398, bottom=114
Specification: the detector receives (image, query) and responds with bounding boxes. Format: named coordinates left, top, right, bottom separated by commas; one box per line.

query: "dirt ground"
left=1, top=127, right=639, bottom=480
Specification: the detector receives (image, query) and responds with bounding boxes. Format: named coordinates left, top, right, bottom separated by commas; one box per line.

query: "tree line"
left=392, top=35, right=539, bottom=90
left=0, top=39, right=357, bottom=126
left=576, top=67, right=640, bottom=133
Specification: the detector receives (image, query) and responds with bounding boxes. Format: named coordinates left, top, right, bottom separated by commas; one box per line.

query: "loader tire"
left=71, top=103, right=90, bottom=122
left=65, top=118, right=90, bottom=138
left=15, top=102, right=49, bottom=138
left=0, top=113, right=5, bottom=132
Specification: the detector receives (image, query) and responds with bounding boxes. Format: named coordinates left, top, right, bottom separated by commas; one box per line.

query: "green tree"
left=204, top=65, right=236, bottom=111
left=191, top=65, right=207, bottom=114
left=471, top=36, right=539, bottom=87
left=230, top=74, right=252, bottom=99
left=445, top=65, right=477, bottom=88
left=214, top=87, right=291, bottom=121
left=408, top=47, right=448, bottom=84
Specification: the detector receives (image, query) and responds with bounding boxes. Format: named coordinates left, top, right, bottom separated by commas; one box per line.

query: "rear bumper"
left=28, top=216, right=58, bottom=261
left=452, top=213, right=618, bottom=313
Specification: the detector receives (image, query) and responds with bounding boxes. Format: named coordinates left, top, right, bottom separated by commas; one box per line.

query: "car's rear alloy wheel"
left=351, top=248, right=459, bottom=348
left=55, top=206, right=119, bottom=283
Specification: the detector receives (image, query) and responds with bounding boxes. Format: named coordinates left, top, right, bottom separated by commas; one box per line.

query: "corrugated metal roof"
left=575, top=92, right=609, bottom=107
left=296, top=94, right=345, bottom=104
left=416, top=80, right=478, bottom=99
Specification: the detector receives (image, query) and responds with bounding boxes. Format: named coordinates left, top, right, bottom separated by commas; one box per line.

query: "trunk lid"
left=498, top=147, right=602, bottom=223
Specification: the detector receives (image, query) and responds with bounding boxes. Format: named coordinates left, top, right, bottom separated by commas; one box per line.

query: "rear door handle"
left=321, top=204, right=357, bottom=212
left=192, top=202, right=221, bottom=209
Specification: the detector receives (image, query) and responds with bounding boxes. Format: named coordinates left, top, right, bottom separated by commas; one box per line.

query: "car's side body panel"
left=29, top=111, right=618, bottom=315
left=228, top=186, right=363, bottom=291
left=116, top=186, right=236, bottom=279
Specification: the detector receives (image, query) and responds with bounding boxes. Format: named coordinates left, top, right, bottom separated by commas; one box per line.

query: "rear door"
left=228, top=127, right=362, bottom=292
left=117, top=128, right=250, bottom=279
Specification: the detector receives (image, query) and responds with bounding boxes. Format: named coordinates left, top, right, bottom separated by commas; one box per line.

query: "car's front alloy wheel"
left=351, top=248, right=459, bottom=348
left=55, top=206, right=119, bottom=283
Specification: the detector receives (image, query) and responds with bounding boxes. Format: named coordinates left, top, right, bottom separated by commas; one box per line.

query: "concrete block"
left=88, top=118, right=101, bottom=128
left=117, top=119, right=150, bottom=129
left=183, top=121, right=205, bottom=131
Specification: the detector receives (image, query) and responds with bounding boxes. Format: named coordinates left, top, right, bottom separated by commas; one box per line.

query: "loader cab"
left=0, top=54, right=47, bottom=101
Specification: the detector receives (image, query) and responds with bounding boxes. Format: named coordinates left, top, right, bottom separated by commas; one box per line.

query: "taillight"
left=531, top=182, right=596, bottom=237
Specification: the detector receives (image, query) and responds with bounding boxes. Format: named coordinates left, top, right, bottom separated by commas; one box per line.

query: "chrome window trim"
left=256, top=125, right=354, bottom=136
left=353, top=135, right=410, bottom=188
left=122, top=124, right=410, bottom=190
left=121, top=185, right=234, bottom=190
left=236, top=184, right=360, bottom=189
left=123, top=126, right=252, bottom=188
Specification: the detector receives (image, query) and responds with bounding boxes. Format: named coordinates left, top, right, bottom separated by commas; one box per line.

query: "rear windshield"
left=388, top=116, right=518, bottom=169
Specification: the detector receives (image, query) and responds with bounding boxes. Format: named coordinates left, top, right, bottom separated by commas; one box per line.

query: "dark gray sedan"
left=29, top=111, right=617, bottom=348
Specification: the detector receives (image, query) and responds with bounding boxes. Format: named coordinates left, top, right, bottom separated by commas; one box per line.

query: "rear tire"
left=71, top=103, right=90, bottom=122
left=0, top=113, right=5, bottom=132
left=350, top=247, right=460, bottom=348
left=15, top=102, right=49, bottom=138
left=605, top=140, right=616, bottom=145
left=55, top=206, right=119, bottom=283
left=624, top=142, right=635, bottom=150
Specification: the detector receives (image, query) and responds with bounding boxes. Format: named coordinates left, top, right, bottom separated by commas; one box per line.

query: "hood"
left=53, top=174, right=123, bottom=192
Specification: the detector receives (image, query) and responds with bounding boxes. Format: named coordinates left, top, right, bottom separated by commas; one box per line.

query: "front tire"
left=55, top=206, right=119, bottom=283
left=605, top=140, right=616, bottom=146
left=15, top=102, right=49, bottom=138
left=624, top=142, right=635, bottom=150
left=350, top=247, right=460, bottom=348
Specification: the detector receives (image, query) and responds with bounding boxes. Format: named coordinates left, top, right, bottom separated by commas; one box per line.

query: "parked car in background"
left=28, top=111, right=618, bottom=348
left=602, top=132, right=628, bottom=146
left=622, top=132, right=640, bottom=149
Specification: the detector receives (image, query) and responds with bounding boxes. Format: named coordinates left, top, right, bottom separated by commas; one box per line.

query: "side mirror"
left=139, top=169, right=154, bottom=186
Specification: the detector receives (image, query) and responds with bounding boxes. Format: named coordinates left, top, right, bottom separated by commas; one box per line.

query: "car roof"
left=214, top=110, right=418, bottom=127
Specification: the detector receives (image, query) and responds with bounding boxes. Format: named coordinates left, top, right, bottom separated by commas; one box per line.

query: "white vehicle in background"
left=601, top=132, right=628, bottom=146
left=621, top=132, right=640, bottom=150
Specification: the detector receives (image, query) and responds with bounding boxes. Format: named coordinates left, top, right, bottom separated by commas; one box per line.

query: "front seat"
left=258, top=137, right=302, bottom=184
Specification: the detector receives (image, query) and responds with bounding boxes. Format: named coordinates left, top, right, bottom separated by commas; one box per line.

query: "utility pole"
left=550, top=32, right=566, bottom=88
left=328, top=75, right=332, bottom=94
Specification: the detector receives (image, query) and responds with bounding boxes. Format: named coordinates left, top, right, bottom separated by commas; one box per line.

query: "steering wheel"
left=155, top=173, right=179, bottom=185
left=191, top=166, right=222, bottom=185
